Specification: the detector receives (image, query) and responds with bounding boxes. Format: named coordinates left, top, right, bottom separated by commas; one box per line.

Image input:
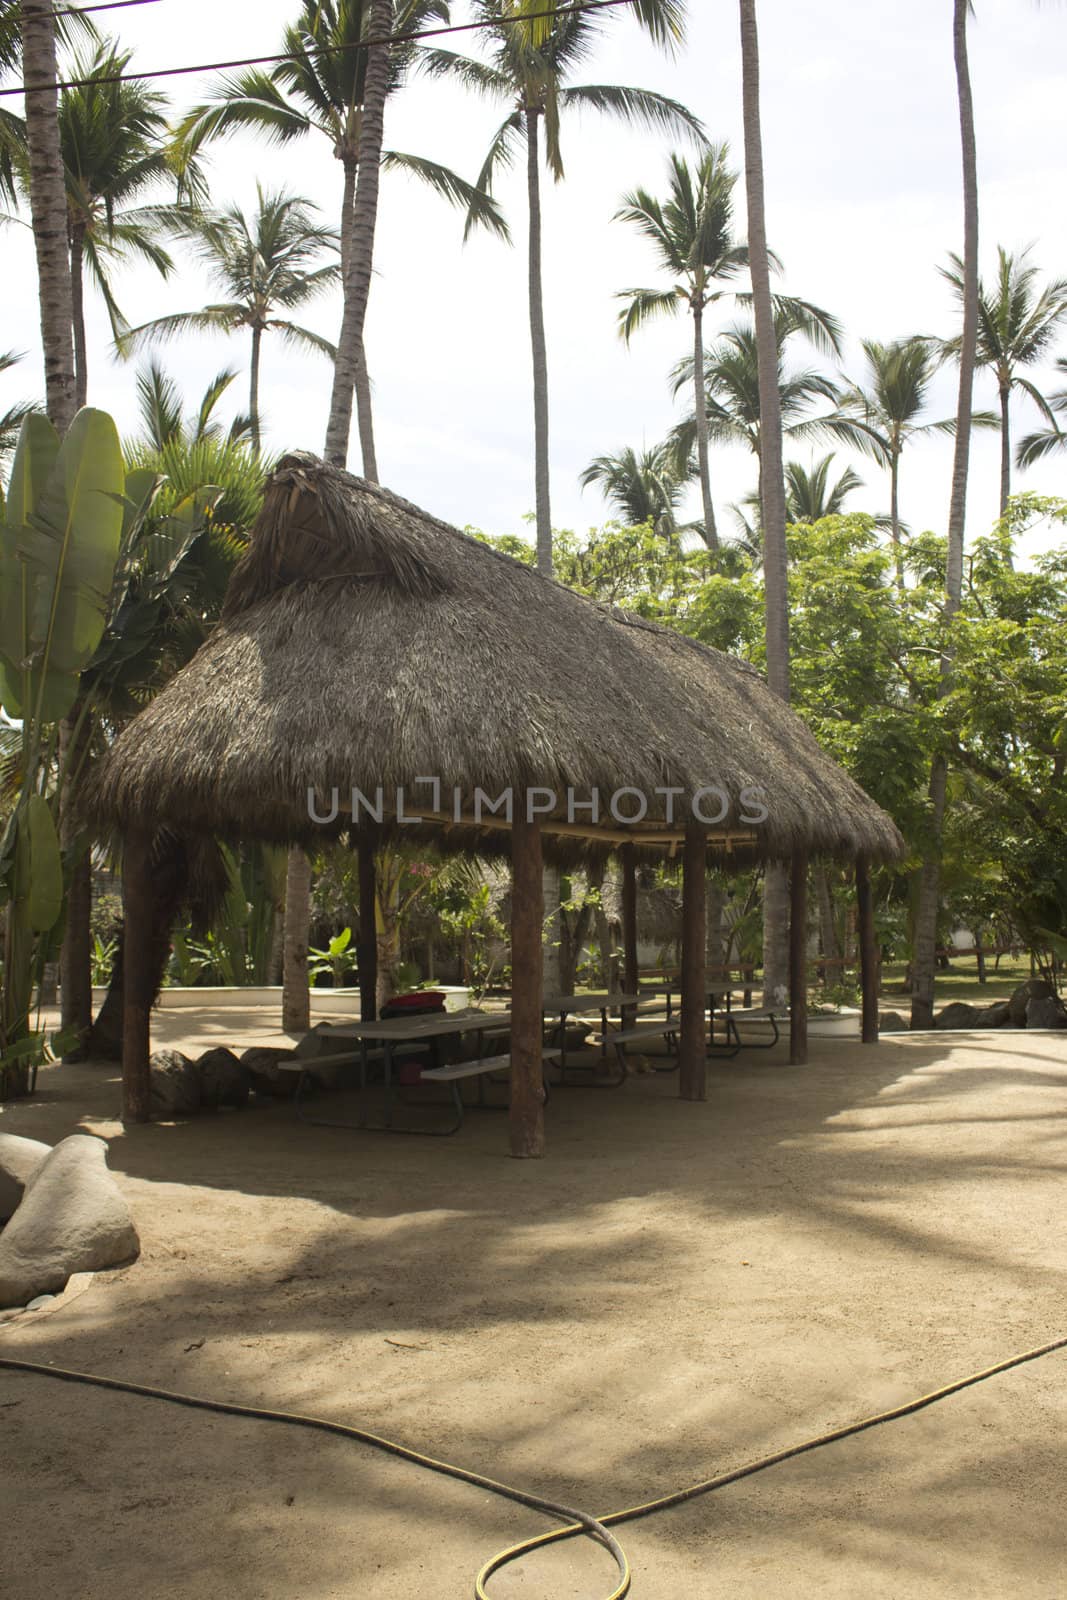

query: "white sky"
left=3, top=0, right=1067, bottom=554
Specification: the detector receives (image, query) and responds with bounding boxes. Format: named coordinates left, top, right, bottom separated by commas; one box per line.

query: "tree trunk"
left=357, top=833, right=377, bottom=1023
left=691, top=298, right=719, bottom=550
left=19, top=0, right=76, bottom=434
left=121, top=829, right=154, bottom=1123
left=525, top=107, right=553, bottom=578
left=324, top=0, right=392, bottom=468
left=814, top=864, right=838, bottom=978
left=58, top=706, right=92, bottom=1058
left=789, top=852, right=808, bottom=1066
left=282, top=845, right=310, bottom=1033
left=740, top=0, right=788, bottom=704
left=762, top=860, right=790, bottom=1006
left=889, top=450, right=904, bottom=590
left=249, top=323, right=262, bottom=454
left=705, top=872, right=725, bottom=975
left=541, top=864, right=563, bottom=993
left=510, top=813, right=545, bottom=1158
left=856, top=854, right=879, bottom=1045
left=998, top=383, right=1011, bottom=518
left=911, top=0, right=978, bottom=1030
left=678, top=823, right=707, bottom=1102
left=69, top=221, right=88, bottom=409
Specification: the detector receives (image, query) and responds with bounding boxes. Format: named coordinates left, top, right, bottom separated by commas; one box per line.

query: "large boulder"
left=0, top=1134, right=139, bottom=1309
left=877, top=1011, right=908, bottom=1033
left=149, top=1049, right=200, bottom=1118
left=196, top=1047, right=251, bottom=1109
left=1026, top=994, right=1067, bottom=1029
left=0, top=1132, right=51, bottom=1222
left=241, top=1046, right=297, bottom=1098
left=933, top=1001, right=983, bottom=1030
left=972, top=1001, right=1012, bottom=1029
left=1008, top=979, right=1053, bottom=1028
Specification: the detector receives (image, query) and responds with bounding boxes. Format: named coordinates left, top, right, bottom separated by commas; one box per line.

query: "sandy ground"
left=1, top=1025, right=1066, bottom=1599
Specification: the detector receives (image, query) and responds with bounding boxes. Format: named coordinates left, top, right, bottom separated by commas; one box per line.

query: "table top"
left=322, top=1008, right=511, bottom=1042
left=543, top=992, right=639, bottom=1013
left=639, top=983, right=734, bottom=1001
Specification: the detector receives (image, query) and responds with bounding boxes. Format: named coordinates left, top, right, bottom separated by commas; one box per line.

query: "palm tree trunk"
left=338, top=151, right=379, bottom=482
left=525, top=107, right=553, bottom=579
left=889, top=450, right=904, bottom=590
left=249, top=323, right=262, bottom=454
left=19, top=0, right=76, bottom=434
left=691, top=299, right=719, bottom=550
left=324, top=0, right=392, bottom=470
left=911, top=0, right=978, bottom=1030
left=281, top=845, right=311, bottom=1033
left=998, top=383, right=1011, bottom=518
left=59, top=707, right=93, bottom=1058
left=69, top=221, right=88, bottom=410
left=740, top=0, right=791, bottom=1003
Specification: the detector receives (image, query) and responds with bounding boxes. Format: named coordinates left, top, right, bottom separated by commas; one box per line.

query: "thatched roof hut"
left=89, top=454, right=903, bottom=868
left=92, top=454, right=903, bottom=1148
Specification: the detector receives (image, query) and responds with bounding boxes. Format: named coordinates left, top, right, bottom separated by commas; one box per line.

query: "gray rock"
left=972, top=1001, right=1012, bottom=1029
left=1025, top=995, right=1067, bottom=1029
left=933, top=1001, right=983, bottom=1030
left=196, top=1047, right=251, bottom=1110
left=0, top=1134, right=139, bottom=1310
left=877, top=1011, right=908, bottom=1033
left=1008, top=979, right=1054, bottom=1028
left=26, top=1294, right=56, bottom=1311
left=241, top=1047, right=297, bottom=1098
left=149, top=1049, right=200, bottom=1117
left=0, top=1132, right=51, bottom=1221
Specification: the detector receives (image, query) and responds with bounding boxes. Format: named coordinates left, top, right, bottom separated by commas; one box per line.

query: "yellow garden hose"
left=3, top=1333, right=1066, bottom=1599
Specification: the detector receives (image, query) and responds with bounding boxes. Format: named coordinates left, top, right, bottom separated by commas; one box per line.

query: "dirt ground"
left=1, top=1025, right=1066, bottom=1600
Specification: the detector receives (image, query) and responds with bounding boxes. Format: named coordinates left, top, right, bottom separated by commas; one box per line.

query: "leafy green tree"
left=422, top=0, right=702, bottom=575
left=942, top=245, right=1067, bottom=514
left=175, top=0, right=506, bottom=476
left=579, top=442, right=685, bottom=540
left=118, top=187, right=340, bottom=453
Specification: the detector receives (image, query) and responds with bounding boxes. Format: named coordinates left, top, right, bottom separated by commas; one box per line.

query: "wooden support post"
left=789, top=851, right=808, bottom=1066
left=510, top=812, right=545, bottom=1158
left=121, top=828, right=153, bottom=1124
left=679, top=821, right=707, bottom=1101
left=856, top=853, right=879, bottom=1045
left=621, top=843, right=639, bottom=1028
left=357, top=833, right=378, bottom=1024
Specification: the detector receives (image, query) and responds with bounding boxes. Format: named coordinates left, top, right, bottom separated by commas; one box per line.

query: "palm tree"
left=835, top=337, right=958, bottom=589
left=579, top=443, right=685, bottom=539
left=1017, top=357, right=1067, bottom=467
left=0, top=350, right=37, bottom=468
left=911, top=0, right=981, bottom=1032
left=421, top=0, right=702, bottom=576
left=783, top=455, right=864, bottom=523
left=133, top=358, right=253, bottom=451
left=614, top=146, right=749, bottom=549
left=15, top=0, right=76, bottom=433
left=1, top=42, right=186, bottom=407
left=175, top=0, right=507, bottom=477
left=118, top=188, right=340, bottom=454
left=670, top=310, right=844, bottom=501
left=941, top=245, right=1067, bottom=514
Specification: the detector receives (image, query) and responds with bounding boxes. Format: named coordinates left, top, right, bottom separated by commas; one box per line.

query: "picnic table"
left=542, top=991, right=639, bottom=1080
left=638, top=983, right=739, bottom=1050
left=296, top=1007, right=516, bottom=1134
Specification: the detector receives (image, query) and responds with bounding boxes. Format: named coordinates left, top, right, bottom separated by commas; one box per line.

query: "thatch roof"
left=88, top=454, right=905, bottom=867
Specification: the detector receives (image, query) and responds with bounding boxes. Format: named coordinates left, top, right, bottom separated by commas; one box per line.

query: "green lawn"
left=880, top=954, right=1033, bottom=1006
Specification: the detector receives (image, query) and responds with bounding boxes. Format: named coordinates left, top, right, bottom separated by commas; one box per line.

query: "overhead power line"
left=47, top=0, right=164, bottom=18
left=1, top=0, right=640, bottom=98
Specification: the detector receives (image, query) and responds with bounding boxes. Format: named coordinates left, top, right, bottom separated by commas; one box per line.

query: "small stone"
left=26, top=1294, right=56, bottom=1311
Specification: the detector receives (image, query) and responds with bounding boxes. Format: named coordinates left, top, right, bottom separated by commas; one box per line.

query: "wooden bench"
left=610, top=1020, right=679, bottom=1076
left=416, top=1050, right=559, bottom=1131
left=725, top=1008, right=784, bottom=1049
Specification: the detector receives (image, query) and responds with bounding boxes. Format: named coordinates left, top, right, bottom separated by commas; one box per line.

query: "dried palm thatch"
left=87, top=454, right=905, bottom=866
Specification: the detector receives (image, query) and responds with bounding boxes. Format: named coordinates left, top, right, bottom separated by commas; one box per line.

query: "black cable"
left=47, top=1, right=164, bottom=19
left=1, top=0, right=640, bottom=98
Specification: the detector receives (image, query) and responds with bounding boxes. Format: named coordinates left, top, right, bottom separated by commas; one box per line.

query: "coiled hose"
left=2, top=1334, right=1065, bottom=1599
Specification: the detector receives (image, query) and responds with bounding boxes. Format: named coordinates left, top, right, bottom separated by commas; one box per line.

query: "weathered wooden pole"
left=856, top=853, right=880, bottom=1045
left=621, top=842, right=639, bottom=1028
left=510, top=811, right=545, bottom=1157
left=679, top=821, right=707, bottom=1101
left=121, top=829, right=153, bottom=1123
left=789, top=851, right=808, bottom=1066
left=357, top=833, right=378, bottom=1023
